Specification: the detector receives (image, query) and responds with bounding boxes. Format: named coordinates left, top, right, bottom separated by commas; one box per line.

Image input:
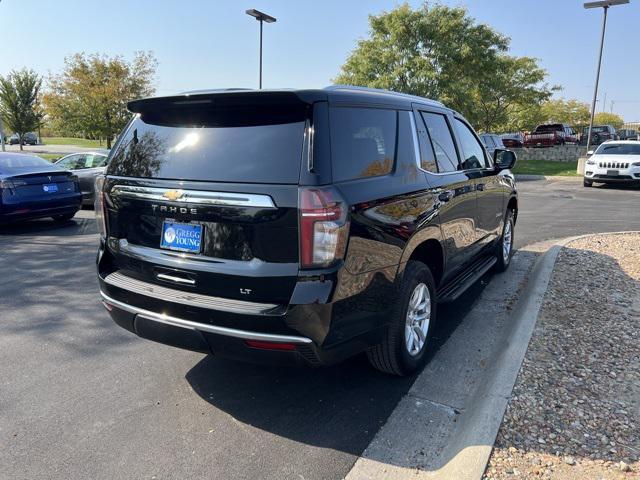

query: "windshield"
left=595, top=143, right=640, bottom=155
left=584, top=126, right=607, bottom=133
left=0, top=155, right=51, bottom=169
left=108, top=107, right=307, bottom=183
left=535, top=124, right=563, bottom=133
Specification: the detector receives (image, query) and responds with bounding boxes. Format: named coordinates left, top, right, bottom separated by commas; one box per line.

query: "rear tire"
left=52, top=213, right=76, bottom=222
left=494, top=209, right=515, bottom=273
left=367, top=261, right=436, bottom=376
left=583, top=179, right=593, bottom=187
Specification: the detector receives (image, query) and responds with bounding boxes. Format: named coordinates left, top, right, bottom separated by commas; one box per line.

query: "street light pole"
left=245, top=9, right=277, bottom=90
left=583, top=0, right=629, bottom=153
left=0, top=1, right=4, bottom=151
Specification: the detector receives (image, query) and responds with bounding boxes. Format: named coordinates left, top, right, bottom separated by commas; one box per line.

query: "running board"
left=437, top=256, right=497, bottom=303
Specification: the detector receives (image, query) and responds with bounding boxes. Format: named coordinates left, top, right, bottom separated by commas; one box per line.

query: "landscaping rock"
left=483, top=233, right=640, bottom=479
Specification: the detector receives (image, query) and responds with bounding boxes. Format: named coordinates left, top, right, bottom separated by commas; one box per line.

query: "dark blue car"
left=0, top=153, right=82, bottom=224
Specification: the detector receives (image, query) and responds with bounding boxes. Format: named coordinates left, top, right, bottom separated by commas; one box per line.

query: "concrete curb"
left=345, top=231, right=640, bottom=480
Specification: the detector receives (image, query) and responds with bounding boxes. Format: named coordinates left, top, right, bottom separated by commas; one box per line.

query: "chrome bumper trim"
left=103, top=271, right=283, bottom=315
left=110, top=185, right=276, bottom=208
left=100, top=291, right=312, bottom=344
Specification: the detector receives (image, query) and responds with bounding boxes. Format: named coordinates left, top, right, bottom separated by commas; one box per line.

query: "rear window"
left=329, top=107, right=397, bottom=182
left=107, top=107, right=306, bottom=183
left=0, top=155, right=50, bottom=169
left=535, top=124, right=563, bottom=133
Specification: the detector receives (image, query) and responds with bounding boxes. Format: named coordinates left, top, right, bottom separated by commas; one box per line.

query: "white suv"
left=584, top=141, right=640, bottom=187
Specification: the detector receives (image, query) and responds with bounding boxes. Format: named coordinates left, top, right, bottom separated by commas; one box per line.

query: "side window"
left=57, top=155, right=80, bottom=169
left=329, top=107, right=397, bottom=182
left=87, top=154, right=107, bottom=168
left=413, top=113, right=438, bottom=173
left=420, top=112, right=459, bottom=172
left=453, top=118, right=488, bottom=169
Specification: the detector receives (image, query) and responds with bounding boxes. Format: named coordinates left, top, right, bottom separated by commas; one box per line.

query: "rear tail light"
left=298, top=186, right=349, bottom=269
left=94, top=175, right=107, bottom=239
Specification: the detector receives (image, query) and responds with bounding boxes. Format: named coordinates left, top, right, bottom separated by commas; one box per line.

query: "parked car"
left=0, top=152, right=82, bottom=224
left=480, top=133, right=506, bottom=158
left=7, top=132, right=39, bottom=146
left=23, top=132, right=38, bottom=145
left=583, top=140, right=640, bottom=187
left=523, top=123, right=578, bottom=147
left=96, top=86, right=518, bottom=376
left=617, top=129, right=638, bottom=141
left=55, top=150, right=110, bottom=206
left=501, top=133, right=524, bottom=149
left=580, top=125, right=618, bottom=145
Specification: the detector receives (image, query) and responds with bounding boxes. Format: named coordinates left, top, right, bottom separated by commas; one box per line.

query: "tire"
left=494, top=209, right=515, bottom=273
left=367, top=261, right=436, bottom=376
left=583, top=179, right=593, bottom=187
left=52, top=212, right=76, bottom=222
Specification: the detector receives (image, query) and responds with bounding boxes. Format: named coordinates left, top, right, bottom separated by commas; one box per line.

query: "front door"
left=452, top=117, right=503, bottom=248
left=415, top=109, right=478, bottom=278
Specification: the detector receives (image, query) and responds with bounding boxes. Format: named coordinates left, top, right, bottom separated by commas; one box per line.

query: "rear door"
left=103, top=98, right=310, bottom=305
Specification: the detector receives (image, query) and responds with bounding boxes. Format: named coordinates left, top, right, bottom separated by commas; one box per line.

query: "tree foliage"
left=593, top=112, right=624, bottom=130
left=334, top=3, right=556, bottom=132
left=540, top=99, right=591, bottom=128
left=0, top=69, right=44, bottom=150
left=44, top=52, right=157, bottom=148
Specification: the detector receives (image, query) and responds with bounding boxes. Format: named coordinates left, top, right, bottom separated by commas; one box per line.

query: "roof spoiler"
left=127, top=90, right=322, bottom=113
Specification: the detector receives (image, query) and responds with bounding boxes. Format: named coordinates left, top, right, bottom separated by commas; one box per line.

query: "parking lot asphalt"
left=2, top=180, right=640, bottom=480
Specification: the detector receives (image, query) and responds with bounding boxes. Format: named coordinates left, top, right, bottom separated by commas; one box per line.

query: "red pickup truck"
left=524, top=123, right=578, bottom=147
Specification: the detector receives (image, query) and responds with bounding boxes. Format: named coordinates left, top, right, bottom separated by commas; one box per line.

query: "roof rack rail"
left=325, top=85, right=445, bottom=107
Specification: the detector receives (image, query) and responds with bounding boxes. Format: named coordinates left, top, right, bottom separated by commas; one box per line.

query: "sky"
left=1, top=0, right=638, bottom=122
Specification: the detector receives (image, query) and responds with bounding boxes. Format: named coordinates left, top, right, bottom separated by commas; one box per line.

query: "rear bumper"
left=100, top=289, right=384, bottom=367
left=0, top=195, right=81, bottom=223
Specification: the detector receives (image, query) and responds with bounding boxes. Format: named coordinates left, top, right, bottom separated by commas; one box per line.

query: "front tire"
left=583, top=179, right=593, bottom=187
left=495, top=209, right=515, bottom=272
left=367, top=261, right=436, bottom=376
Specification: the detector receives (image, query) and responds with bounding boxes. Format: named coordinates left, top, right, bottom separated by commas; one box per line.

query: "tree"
left=0, top=69, right=44, bottom=150
left=540, top=99, right=590, bottom=129
left=44, top=51, right=157, bottom=148
left=334, top=3, right=555, bottom=132
left=593, top=112, right=624, bottom=130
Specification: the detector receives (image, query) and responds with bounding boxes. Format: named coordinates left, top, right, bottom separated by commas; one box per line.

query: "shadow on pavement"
left=0, top=216, right=95, bottom=237
left=185, top=271, right=491, bottom=456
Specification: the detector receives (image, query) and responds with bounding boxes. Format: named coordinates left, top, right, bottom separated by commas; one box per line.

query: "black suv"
left=96, top=86, right=518, bottom=375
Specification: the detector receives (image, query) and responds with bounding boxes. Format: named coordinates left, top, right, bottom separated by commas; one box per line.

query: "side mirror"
left=587, top=150, right=594, bottom=157
left=494, top=149, right=517, bottom=171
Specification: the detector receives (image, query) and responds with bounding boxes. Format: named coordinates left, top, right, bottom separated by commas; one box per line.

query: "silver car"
left=55, top=150, right=110, bottom=206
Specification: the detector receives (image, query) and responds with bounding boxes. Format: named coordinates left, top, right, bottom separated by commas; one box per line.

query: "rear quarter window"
left=329, top=107, right=397, bottom=182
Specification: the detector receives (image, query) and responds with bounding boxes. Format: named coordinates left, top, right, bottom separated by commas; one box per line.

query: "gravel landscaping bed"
left=484, top=233, right=640, bottom=479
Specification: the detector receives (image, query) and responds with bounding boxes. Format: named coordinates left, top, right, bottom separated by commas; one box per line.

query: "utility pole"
left=583, top=0, right=630, bottom=153
left=0, top=0, right=4, bottom=151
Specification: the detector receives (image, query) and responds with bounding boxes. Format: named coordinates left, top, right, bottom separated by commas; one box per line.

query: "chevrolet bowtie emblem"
left=163, top=190, right=184, bottom=201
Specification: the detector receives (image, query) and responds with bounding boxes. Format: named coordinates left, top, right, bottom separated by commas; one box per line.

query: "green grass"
left=42, top=136, right=102, bottom=148
left=512, top=160, right=579, bottom=177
